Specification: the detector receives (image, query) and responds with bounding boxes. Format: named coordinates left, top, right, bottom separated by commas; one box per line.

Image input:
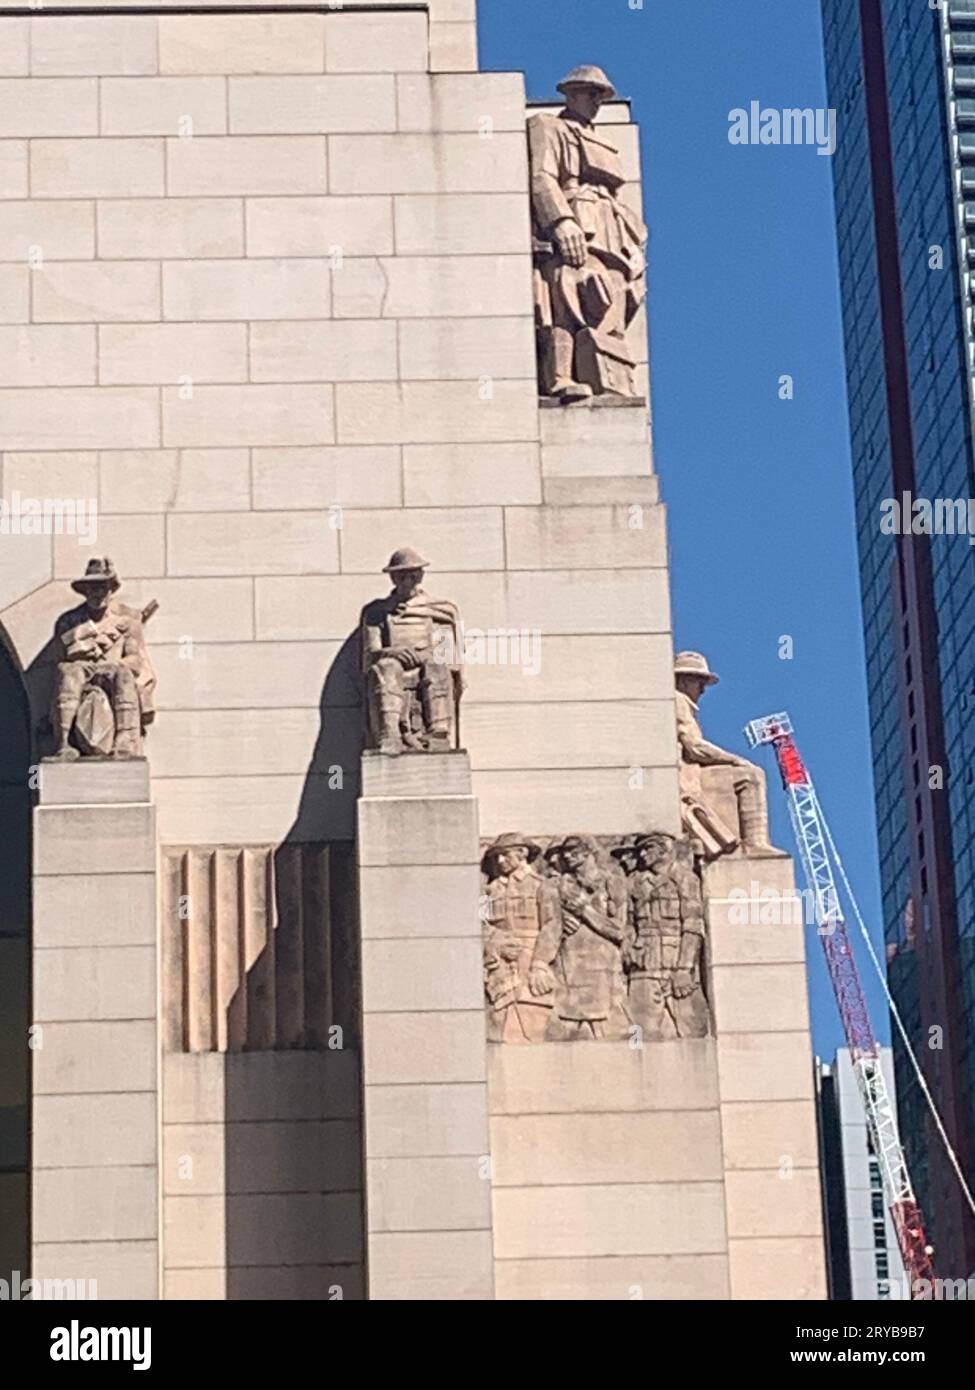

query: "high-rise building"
left=816, top=1049, right=907, bottom=1298
left=821, top=0, right=975, bottom=1277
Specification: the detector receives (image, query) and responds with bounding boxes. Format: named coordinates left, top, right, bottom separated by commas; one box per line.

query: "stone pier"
left=357, top=752, right=494, bottom=1299
left=31, top=760, right=159, bottom=1300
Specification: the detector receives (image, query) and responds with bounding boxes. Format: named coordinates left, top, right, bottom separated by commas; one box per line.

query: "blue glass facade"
left=822, top=0, right=975, bottom=1276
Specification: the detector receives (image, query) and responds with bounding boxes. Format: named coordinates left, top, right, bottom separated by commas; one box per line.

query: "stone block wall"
left=357, top=753, right=493, bottom=1299
left=31, top=762, right=159, bottom=1299
left=0, top=2, right=828, bottom=1301
left=0, top=7, right=676, bottom=850
left=488, top=1041, right=731, bottom=1299
left=162, top=1050, right=364, bottom=1299
left=705, top=854, right=828, bottom=1299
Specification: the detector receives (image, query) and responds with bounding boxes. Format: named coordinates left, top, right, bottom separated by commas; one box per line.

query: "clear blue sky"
left=479, top=0, right=887, bottom=1055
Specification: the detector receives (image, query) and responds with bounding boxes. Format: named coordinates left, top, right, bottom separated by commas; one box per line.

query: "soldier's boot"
left=738, top=776, right=779, bottom=856
left=51, top=700, right=81, bottom=760
left=111, top=701, right=142, bottom=759
left=377, top=696, right=404, bottom=755
left=419, top=677, right=452, bottom=751
left=546, top=328, right=592, bottom=403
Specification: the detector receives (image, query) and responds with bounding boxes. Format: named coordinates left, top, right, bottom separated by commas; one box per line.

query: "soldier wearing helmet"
left=359, top=548, right=465, bottom=755
left=674, top=651, right=777, bottom=858
left=624, top=832, right=711, bottom=1040
left=481, top=833, right=562, bottom=1044
left=528, top=65, right=647, bottom=402
left=543, top=834, right=631, bottom=1040
left=49, top=557, right=156, bottom=760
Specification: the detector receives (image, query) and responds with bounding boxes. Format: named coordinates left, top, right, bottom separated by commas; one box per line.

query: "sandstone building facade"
left=0, top=2, right=826, bottom=1299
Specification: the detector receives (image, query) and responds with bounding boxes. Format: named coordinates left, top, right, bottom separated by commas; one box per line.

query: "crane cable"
left=817, top=802, right=975, bottom=1219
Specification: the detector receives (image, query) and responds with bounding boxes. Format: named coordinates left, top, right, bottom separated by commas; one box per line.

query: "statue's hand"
left=395, top=648, right=422, bottom=671
left=65, top=641, right=100, bottom=661
left=671, top=969, right=695, bottom=999
left=528, top=963, right=555, bottom=997
left=554, top=219, right=587, bottom=269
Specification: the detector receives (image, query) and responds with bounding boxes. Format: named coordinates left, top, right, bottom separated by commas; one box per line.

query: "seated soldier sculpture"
left=359, top=548, right=465, bottom=755
left=48, top=557, right=157, bottom=761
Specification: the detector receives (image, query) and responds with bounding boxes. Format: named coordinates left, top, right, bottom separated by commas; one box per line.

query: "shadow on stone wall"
left=287, top=632, right=362, bottom=842
left=0, top=623, right=32, bottom=1289
left=217, top=631, right=366, bottom=1299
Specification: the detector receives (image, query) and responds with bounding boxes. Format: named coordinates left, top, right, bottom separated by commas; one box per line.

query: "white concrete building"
left=816, top=1048, right=907, bottom=1299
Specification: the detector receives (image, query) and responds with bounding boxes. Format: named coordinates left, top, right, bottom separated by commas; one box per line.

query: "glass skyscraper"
left=822, top=0, right=975, bottom=1278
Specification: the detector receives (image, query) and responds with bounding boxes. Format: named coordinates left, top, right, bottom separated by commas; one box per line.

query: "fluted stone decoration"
left=482, top=832, right=710, bottom=1042
left=359, top=547, right=465, bottom=756
left=46, top=556, right=157, bottom=762
left=160, top=843, right=359, bottom=1054
left=529, top=65, right=648, bottom=403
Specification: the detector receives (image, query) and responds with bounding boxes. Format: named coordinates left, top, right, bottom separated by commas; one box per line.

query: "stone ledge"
left=538, top=394, right=648, bottom=410
left=360, top=749, right=472, bottom=799
left=38, top=757, right=150, bottom=806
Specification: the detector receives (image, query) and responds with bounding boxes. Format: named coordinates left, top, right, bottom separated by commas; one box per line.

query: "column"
left=31, top=759, right=159, bottom=1300
left=357, top=751, right=494, bottom=1299
left=705, top=852, right=828, bottom=1300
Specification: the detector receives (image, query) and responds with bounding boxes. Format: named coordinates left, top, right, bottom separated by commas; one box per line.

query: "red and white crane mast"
left=744, top=712, right=935, bottom=1294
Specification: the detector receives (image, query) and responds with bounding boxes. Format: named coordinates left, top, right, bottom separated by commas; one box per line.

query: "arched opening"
left=0, top=623, right=32, bottom=1289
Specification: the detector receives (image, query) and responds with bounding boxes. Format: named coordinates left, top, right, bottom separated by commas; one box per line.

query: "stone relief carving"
left=529, top=65, right=648, bottom=403
left=623, top=831, right=711, bottom=1041
left=543, top=835, right=631, bottom=1040
left=482, top=833, right=561, bottom=1043
left=482, top=831, right=711, bottom=1043
left=674, top=650, right=779, bottom=860
left=47, top=557, right=157, bottom=761
left=359, top=548, right=465, bottom=755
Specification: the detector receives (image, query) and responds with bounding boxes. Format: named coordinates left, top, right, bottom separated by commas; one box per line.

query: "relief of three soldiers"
left=482, top=829, right=710, bottom=1045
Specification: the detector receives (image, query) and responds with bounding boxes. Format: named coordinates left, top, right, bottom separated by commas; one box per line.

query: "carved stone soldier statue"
left=624, top=832, right=711, bottom=1040
left=528, top=65, right=647, bottom=402
left=49, top=556, right=157, bottom=761
left=359, top=548, right=465, bottom=755
left=674, top=651, right=777, bottom=858
left=481, top=833, right=561, bottom=1044
left=544, top=835, right=630, bottom=1040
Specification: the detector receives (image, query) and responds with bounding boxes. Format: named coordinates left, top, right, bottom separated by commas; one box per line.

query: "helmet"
left=673, top=651, right=719, bottom=686
left=383, top=547, right=429, bottom=574
left=557, top=65, right=616, bottom=100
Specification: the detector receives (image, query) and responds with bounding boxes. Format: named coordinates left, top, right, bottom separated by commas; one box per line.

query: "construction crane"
left=744, top=712, right=936, bottom=1296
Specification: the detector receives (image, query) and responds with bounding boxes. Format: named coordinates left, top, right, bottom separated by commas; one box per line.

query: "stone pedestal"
left=357, top=752, right=494, bottom=1299
left=705, top=852, right=828, bottom=1300
left=31, top=759, right=159, bottom=1300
